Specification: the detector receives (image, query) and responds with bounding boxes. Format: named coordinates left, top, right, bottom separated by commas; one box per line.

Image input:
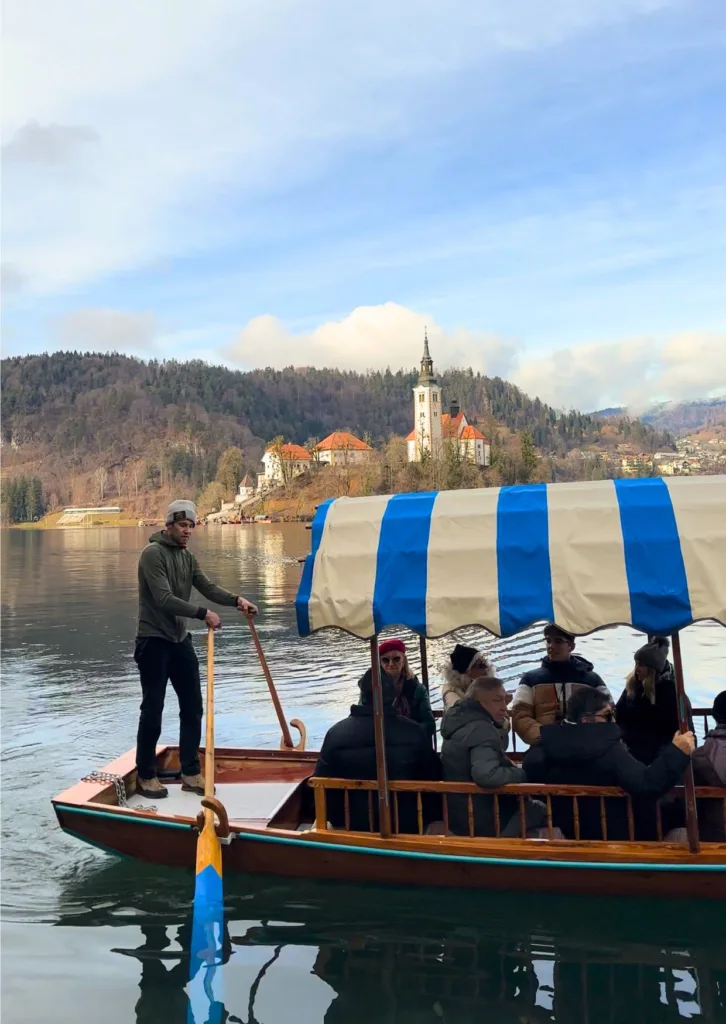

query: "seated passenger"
left=441, top=644, right=497, bottom=709
left=523, top=688, right=695, bottom=840
left=510, top=623, right=610, bottom=747
left=315, top=668, right=441, bottom=832
left=615, top=637, right=693, bottom=765
left=362, top=638, right=435, bottom=737
left=440, top=677, right=546, bottom=837
left=692, top=691, right=726, bottom=842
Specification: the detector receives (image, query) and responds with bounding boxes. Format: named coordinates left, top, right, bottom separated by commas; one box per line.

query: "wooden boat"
left=53, top=476, right=726, bottom=897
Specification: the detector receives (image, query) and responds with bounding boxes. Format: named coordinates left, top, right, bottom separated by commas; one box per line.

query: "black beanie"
left=712, top=691, right=726, bottom=724
left=634, top=637, right=670, bottom=674
left=450, top=644, right=479, bottom=675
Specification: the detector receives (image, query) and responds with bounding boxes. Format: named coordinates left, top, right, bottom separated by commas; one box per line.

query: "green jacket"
left=358, top=675, right=435, bottom=737
left=137, top=531, right=239, bottom=643
left=440, top=698, right=524, bottom=835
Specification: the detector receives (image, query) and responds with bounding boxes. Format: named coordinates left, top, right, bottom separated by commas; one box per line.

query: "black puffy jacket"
left=314, top=705, right=441, bottom=832
left=523, top=722, right=690, bottom=840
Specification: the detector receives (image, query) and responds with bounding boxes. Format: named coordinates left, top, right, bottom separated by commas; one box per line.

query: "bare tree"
left=95, top=466, right=108, bottom=502
left=131, top=462, right=142, bottom=498
left=113, top=466, right=125, bottom=498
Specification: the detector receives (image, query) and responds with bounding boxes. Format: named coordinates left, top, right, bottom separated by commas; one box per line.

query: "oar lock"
left=194, top=795, right=233, bottom=844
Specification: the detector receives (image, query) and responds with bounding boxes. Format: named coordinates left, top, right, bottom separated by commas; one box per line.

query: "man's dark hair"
left=712, top=691, right=726, bottom=725
left=566, top=687, right=611, bottom=723
left=358, top=669, right=396, bottom=707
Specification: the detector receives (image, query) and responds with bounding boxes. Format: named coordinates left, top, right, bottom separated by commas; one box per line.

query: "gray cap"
left=166, top=499, right=197, bottom=526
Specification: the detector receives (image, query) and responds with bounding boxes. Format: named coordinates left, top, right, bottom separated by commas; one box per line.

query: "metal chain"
left=81, top=770, right=157, bottom=812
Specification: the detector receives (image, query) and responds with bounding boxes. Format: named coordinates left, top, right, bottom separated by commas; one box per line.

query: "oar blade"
left=187, top=818, right=224, bottom=1024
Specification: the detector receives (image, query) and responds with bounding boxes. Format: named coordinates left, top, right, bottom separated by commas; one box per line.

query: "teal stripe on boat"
left=57, top=806, right=724, bottom=873
left=236, top=830, right=725, bottom=872
left=55, top=804, right=194, bottom=830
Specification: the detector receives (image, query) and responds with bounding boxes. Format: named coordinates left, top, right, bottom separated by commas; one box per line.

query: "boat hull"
left=53, top=803, right=726, bottom=899
left=52, top=745, right=726, bottom=899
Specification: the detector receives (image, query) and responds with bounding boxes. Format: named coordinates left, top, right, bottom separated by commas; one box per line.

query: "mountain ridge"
left=1, top=350, right=675, bottom=513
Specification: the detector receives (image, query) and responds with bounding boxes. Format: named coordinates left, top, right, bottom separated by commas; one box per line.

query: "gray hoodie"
left=137, top=531, right=239, bottom=642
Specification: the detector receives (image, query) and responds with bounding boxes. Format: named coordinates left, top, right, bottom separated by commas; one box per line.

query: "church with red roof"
left=406, top=333, right=490, bottom=467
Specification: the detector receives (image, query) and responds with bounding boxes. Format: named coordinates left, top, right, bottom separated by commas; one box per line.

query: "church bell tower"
left=412, top=329, right=442, bottom=460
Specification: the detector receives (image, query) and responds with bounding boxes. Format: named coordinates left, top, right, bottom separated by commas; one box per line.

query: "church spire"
left=419, top=327, right=436, bottom=384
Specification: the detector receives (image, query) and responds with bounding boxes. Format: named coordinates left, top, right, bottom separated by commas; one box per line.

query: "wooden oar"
left=186, top=627, right=224, bottom=1024
left=246, top=613, right=306, bottom=750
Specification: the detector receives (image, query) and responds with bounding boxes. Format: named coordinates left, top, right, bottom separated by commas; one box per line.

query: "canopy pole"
left=419, top=636, right=438, bottom=751
left=419, top=636, right=429, bottom=692
left=671, top=632, right=700, bottom=854
left=370, top=637, right=392, bottom=838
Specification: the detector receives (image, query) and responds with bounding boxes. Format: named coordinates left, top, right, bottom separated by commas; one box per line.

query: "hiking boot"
left=136, top=776, right=168, bottom=799
left=181, top=773, right=207, bottom=796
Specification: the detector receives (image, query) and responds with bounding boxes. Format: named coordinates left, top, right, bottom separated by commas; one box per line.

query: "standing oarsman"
left=134, top=499, right=258, bottom=798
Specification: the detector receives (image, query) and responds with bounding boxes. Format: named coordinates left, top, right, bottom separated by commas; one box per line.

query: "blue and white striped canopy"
left=295, top=476, right=726, bottom=640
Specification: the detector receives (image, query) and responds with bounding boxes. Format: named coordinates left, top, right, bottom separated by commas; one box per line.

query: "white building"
left=257, top=443, right=311, bottom=491
left=235, top=473, right=255, bottom=502
left=406, top=333, right=490, bottom=467
left=314, top=431, right=373, bottom=465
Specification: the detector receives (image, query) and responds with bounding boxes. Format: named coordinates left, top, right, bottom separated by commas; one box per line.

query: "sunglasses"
left=381, top=655, right=403, bottom=665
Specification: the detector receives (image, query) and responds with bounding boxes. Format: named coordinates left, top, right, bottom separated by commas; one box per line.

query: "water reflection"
left=52, top=863, right=726, bottom=1023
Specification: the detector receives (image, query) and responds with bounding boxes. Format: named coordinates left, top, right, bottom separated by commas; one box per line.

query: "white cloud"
left=56, top=308, right=158, bottom=352
left=512, top=330, right=726, bottom=410
left=1, top=262, right=25, bottom=294
left=225, top=302, right=520, bottom=378
left=226, top=302, right=725, bottom=409
left=2, top=121, right=99, bottom=163
left=1, top=0, right=675, bottom=295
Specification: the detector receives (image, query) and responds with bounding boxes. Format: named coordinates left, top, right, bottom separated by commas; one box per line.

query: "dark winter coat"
left=360, top=674, right=435, bottom=737
left=440, top=699, right=527, bottom=836
left=511, top=655, right=611, bottom=747
left=615, top=665, right=692, bottom=766
left=523, top=722, right=691, bottom=840
left=692, top=724, right=726, bottom=841
left=313, top=705, right=441, bottom=832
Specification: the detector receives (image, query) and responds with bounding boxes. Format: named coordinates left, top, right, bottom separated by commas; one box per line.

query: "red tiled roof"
left=460, top=424, right=486, bottom=441
left=265, top=443, right=310, bottom=460
left=441, top=412, right=465, bottom=439
left=315, top=431, right=373, bottom=451
left=406, top=430, right=416, bottom=441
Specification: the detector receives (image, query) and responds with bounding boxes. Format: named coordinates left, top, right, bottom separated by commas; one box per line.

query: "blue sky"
left=2, top=0, right=725, bottom=410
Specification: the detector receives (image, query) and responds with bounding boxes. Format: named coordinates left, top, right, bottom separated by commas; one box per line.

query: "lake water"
left=1, top=524, right=725, bottom=1023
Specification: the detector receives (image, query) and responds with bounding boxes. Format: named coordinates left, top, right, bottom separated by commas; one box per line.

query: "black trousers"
left=134, top=635, right=203, bottom=779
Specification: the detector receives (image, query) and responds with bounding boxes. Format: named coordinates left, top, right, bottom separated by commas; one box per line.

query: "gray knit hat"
left=634, top=637, right=669, bottom=674
left=166, top=499, right=197, bottom=526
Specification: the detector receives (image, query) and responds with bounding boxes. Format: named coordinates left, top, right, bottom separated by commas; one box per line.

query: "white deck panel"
left=126, top=781, right=298, bottom=822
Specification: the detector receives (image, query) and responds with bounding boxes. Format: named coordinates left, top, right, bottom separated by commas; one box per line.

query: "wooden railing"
left=308, top=776, right=726, bottom=843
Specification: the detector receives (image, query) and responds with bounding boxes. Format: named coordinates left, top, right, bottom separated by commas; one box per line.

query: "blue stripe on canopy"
left=614, top=477, right=692, bottom=635
left=497, top=483, right=554, bottom=636
left=373, top=492, right=438, bottom=635
left=295, top=498, right=334, bottom=637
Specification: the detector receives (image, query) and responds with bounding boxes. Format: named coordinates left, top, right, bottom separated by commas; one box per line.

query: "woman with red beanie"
left=368, top=638, right=435, bottom=738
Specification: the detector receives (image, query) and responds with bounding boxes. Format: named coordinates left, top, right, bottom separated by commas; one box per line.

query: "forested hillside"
left=1, top=351, right=674, bottom=515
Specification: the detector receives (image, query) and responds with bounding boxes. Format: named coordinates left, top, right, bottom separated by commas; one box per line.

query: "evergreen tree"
left=520, top=432, right=538, bottom=482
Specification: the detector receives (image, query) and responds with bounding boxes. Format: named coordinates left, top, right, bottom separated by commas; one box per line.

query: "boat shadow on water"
left=57, top=860, right=726, bottom=1023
